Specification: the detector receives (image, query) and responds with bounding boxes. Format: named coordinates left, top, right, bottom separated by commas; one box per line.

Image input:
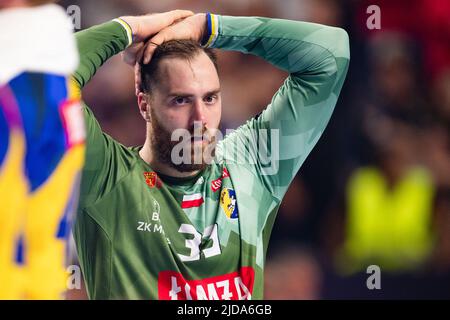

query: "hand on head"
left=120, top=11, right=207, bottom=95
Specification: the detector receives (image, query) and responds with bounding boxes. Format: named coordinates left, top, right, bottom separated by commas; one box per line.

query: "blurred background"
left=61, top=0, right=450, bottom=299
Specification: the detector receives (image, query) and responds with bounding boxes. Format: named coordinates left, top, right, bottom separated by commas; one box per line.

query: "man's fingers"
left=142, top=42, right=159, bottom=65
left=143, top=32, right=168, bottom=64
left=121, top=52, right=133, bottom=66
left=156, top=10, right=193, bottom=34
left=135, top=47, right=144, bottom=65
left=140, top=12, right=201, bottom=64
left=166, top=9, right=194, bottom=25
left=126, top=10, right=193, bottom=43
left=122, top=42, right=144, bottom=66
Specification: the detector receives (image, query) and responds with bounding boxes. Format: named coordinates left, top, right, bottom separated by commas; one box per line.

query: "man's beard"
left=150, top=109, right=217, bottom=173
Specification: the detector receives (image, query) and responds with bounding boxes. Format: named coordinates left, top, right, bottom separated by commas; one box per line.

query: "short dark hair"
left=139, top=40, right=218, bottom=94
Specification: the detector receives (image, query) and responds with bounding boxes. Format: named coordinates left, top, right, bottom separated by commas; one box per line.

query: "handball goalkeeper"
left=72, top=10, right=349, bottom=299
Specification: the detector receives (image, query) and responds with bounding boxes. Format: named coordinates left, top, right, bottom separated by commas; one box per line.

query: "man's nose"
left=191, top=99, right=206, bottom=124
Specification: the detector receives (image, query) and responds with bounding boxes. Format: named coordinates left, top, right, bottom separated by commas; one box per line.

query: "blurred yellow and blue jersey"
left=0, top=4, right=84, bottom=299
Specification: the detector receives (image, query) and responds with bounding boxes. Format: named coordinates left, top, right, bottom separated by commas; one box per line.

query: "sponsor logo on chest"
left=211, top=167, right=230, bottom=192
left=136, top=199, right=171, bottom=244
left=158, top=267, right=254, bottom=300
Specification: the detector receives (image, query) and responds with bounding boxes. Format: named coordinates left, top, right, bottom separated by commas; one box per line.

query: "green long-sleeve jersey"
left=72, top=13, right=349, bottom=300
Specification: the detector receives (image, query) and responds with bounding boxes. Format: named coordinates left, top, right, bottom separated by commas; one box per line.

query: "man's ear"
left=137, top=92, right=152, bottom=122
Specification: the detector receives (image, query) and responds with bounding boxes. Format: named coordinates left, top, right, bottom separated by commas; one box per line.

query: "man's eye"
left=205, top=95, right=217, bottom=104
left=173, top=97, right=188, bottom=105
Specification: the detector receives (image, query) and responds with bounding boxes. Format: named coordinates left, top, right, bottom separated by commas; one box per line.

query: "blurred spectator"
left=338, top=148, right=436, bottom=273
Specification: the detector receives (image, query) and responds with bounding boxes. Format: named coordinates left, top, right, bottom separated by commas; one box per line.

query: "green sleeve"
left=73, top=21, right=134, bottom=208
left=72, top=20, right=131, bottom=88
left=210, top=14, right=350, bottom=201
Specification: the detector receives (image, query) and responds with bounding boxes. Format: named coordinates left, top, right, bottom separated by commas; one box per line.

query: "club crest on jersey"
left=211, top=167, right=230, bottom=192
left=220, top=188, right=238, bottom=219
left=143, top=171, right=162, bottom=189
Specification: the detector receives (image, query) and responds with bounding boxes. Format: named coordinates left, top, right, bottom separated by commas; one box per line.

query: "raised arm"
left=140, top=13, right=349, bottom=200
left=72, top=10, right=193, bottom=89
left=72, top=20, right=131, bottom=89
left=72, top=11, right=194, bottom=208
left=207, top=14, right=350, bottom=200
left=72, top=19, right=132, bottom=208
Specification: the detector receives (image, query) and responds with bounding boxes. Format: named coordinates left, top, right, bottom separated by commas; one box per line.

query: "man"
left=0, top=0, right=82, bottom=299
left=73, top=11, right=349, bottom=299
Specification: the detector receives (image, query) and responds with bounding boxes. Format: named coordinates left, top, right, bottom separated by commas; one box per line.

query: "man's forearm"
left=72, top=10, right=195, bottom=88
left=205, top=14, right=349, bottom=78
left=72, top=20, right=131, bottom=89
left=214, top=14, right=350, bottom=201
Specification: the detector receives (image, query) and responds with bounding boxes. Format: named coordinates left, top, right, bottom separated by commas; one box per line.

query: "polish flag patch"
left=181, top=193, right=204, bottom=209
